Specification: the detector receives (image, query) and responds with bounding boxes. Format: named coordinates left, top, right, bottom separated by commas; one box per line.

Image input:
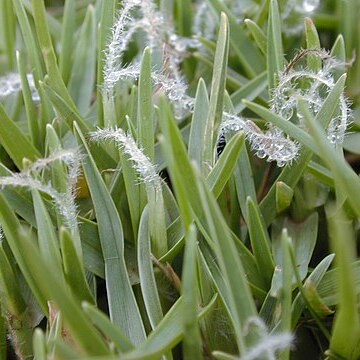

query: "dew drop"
left=257, top=149, right=266, bottom=159
left=302, top=0, right=320, bottom=13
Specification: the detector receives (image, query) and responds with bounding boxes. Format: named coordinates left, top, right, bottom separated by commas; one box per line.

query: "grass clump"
left=0, top=0, right=359, bottom=359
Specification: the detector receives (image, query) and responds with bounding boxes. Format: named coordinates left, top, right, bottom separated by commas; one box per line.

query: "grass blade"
left=82, top=302, right=134, bottom=353
left=267, top=0, right=284, bottom=90
left=137, top=206, right=164, bottom=330
left=74, top=122, right=146, bottom=344
left=246, top=197, right=275, bottom=288
left=122, top=295, right=217, bottom=360
left=137, top=47, right=154, bottom=160
left=326, top=206, right=360, bottom=359
left=0, top=103, right=40, bottom=168
left=203, top=12, right=229, bottom=173
left=188, top=78, right=209, bottom=167
left=67, top=5, right=97, bottom=114
left=182, top=224, right=202, bottom=360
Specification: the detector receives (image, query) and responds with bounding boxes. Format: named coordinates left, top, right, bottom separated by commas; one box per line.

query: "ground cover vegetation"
left=0, top=0, right=360, bottom=359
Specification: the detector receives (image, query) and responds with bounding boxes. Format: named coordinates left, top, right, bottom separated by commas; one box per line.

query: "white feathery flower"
left=90, top=128, right=162, bottom=191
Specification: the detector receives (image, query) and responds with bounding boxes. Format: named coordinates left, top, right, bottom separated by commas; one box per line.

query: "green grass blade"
left=59, top=0, right=76, bottom=84
left=33, top=329, right=47, bottom=360
left=122, top=295, right=217, bottom=360
left=60, top=227, right=94, bottom=305
left=206, top=132, right=244, bottom=198
left=188, top=78, right=209, bottom=167
left=119, top=148, right=146, bottom=241
left=15, top=228, right=110, bottom=356
left=137, top=47, right=154, bottom=160
left=0, top=243, right=26, bottom=316
left=327, top=206, right=360, bottom=359
left=305, top=18, right=321, bottom=71
left=32, top=189, right=63, bottom=274
left=96, top=0, right=116, bottom=126
left=234, top=144, right=257, bottom=221
left=291, top=254, right=334, bottom=328
left=195, top=174, right=258, bottom=351
left=203, top=12, right=229, bottom=173
left=74, top=122, right=146, bottom=344
left=230, top=71, right=268, bottom=113
left=40, top=81, right=116, bottom=169
left=244, top=19, right=267, bottom=55
left=207, top=0, right=264, bottom=77
left=68, top=5, right=97, bottom=114
left=275, top=181, right=294, bottom=213
left=137, top=206, right=164, bottom=330
left=279, top=229, right=292, bottom=360
left=31, top=0, right=80, bottom=114
left=82, top=302, right=134, bottom=353
left=271, top=213, right=318, bottom=297
left=12, top=0, right=44, bottom=82
left=0, top=103, right=41, bottom=168
left=246, top=197, right=275, bottom=288
left=299, top=99, right=360, bottom=218
left=267, top=0, right=284, bottom=90
left=159, top=102, right=260, bottom=289
left=182, top=224, right=202, bottom=360
left=0, top=194, right=47, bottom=313
left=16, top=50, right=41, bottom=150
left=1, top=0, right=16, bottom=69
left=159, top=98, right=201, bottom=228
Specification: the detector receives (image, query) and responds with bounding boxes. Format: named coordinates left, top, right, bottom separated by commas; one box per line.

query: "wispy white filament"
left=102, top=0, right=198, bottom=119
left=0, top=150, right=81, bottom=233
left=239, top=317, right=293, bottom=360
left=271, top=50, right=350, bottom=145
left=90, top=128, right=162, bottom=191
left=219, top=112, right=299, bottom=166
